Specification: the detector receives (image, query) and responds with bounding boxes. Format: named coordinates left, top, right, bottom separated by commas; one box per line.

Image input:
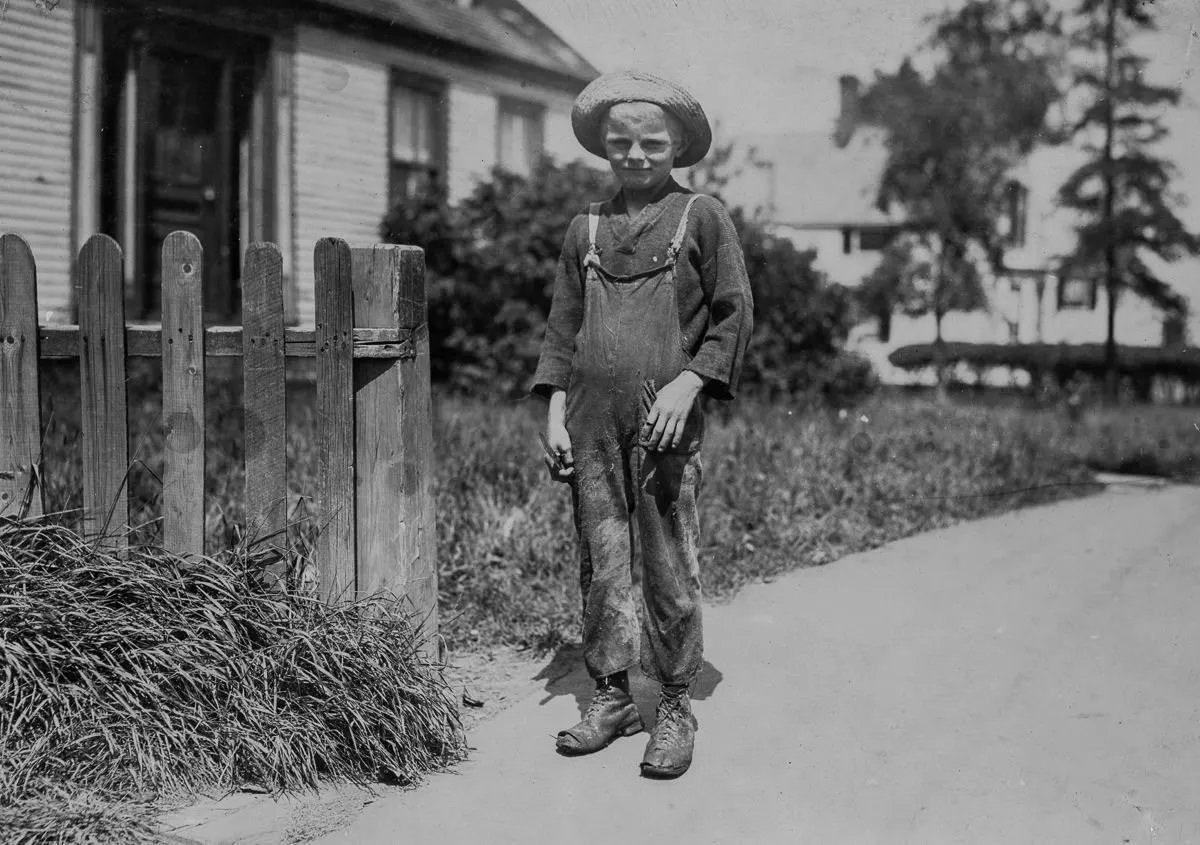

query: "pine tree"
left=1057, top=0, right=1198, bottom=400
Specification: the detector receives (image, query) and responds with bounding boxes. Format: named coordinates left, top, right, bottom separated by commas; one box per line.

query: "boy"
left=530, top=70, right=753, bottom=778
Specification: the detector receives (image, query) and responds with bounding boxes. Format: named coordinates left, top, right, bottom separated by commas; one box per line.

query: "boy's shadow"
left=533, top=643, right=724, bottom=726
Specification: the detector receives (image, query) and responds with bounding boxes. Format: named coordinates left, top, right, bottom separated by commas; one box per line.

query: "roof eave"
left=307, top=0, right=595, bottom=92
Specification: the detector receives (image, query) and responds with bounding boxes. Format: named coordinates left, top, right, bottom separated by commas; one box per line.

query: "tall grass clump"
left=0, top=516, right=466, bottom=842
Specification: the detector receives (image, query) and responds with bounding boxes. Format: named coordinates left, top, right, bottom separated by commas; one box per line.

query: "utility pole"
left=1102, top=0, right=1119, bottom=401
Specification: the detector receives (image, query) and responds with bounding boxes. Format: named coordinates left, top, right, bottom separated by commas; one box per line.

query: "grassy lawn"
left=31, top=361, right=1200, bottom=653
left=11, top=363, right=1197, bottom=841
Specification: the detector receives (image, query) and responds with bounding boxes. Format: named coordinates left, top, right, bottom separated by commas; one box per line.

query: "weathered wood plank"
left=241, top=242, right=287, bottom=543
left=0, top=234, right=43, bottom=517
left=351, top=244, right=437, bottom=640
left=314, top=238, right=355, bottom=601
left=38, top=324, right=410, bottom=359
left=161, top=232, right=206, bottom=557
left=78, top=235, right=128, bottom=545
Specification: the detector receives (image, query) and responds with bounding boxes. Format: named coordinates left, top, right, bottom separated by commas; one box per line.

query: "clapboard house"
left=732, top=75, right=1182, bottom=384
left=0, top=0, right=597, bottom=324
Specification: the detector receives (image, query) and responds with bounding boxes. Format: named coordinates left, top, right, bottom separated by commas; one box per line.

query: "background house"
left=0, top=0, right=597, bottom=325
left=730, top=74, right=1177, bottom=385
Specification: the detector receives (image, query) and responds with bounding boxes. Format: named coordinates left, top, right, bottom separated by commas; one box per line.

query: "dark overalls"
left=566, top=195, right=704, bottom=686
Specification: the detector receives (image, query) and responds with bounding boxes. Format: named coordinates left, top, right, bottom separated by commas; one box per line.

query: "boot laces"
left=653, top=693, right=691, bottom=744
left=585, top=684, right=623, bottom=718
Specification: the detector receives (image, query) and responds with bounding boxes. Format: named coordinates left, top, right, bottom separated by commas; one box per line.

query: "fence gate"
left=0, top=232, right=437, bottom=636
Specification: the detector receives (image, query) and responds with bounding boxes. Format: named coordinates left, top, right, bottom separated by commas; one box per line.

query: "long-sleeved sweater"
left=530, top=179, right=754, bottom=401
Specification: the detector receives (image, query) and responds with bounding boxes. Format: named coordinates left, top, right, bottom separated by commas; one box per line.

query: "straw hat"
left=571, top=70, right=712, bottom=168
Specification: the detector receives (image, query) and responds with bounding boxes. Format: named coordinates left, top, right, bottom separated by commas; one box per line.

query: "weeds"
left=432, top=395, right=1110, bottom=650
left=32, top=362, right=1199, bottom=654
left=12, top=360, right=1197, bottom=841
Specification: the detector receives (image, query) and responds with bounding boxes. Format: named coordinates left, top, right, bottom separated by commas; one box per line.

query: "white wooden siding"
left=293, top=26, right=389, bottom=323
left=543, top=107, right=579, bottom=166
left=283, top=25, right=583, bottom=319
left=0, top=0, right=77, bottom=320
left=447, top=83, right=498, bottom=202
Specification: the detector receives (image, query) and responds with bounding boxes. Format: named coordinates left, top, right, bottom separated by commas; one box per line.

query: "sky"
left=524, top=0, right=1200, bottom=136
left=523, top=0, right=1200, bottom=326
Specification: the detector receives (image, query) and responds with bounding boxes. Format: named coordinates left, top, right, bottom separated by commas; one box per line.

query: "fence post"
left=314, top=238, right=356, bottom=600
left=0, top=234, right=43, bottom=517
left=241, top=243, right=287, bottom=552
left=77, top=235, right=128, bottom=546
left=161, top=232, right=206, bottom=556
left=350, top=244, right=437, bottom=641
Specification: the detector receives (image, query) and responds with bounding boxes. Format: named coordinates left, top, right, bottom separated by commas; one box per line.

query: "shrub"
left=382, top=159, right=874, bottom=403
left=381, top=160, right=612, bottom=396
left=738, top=221, right=873, bottom=402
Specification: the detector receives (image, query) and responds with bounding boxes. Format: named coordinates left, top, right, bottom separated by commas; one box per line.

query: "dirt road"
left=304, top=481, right=1200, bottom=845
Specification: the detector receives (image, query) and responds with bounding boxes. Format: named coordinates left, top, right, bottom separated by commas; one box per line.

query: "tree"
left=1056, top=0, right=1199, bottom=400
left=860, top=0, right=1062, bottom=388
left=380, top=158, right=612, bottom=395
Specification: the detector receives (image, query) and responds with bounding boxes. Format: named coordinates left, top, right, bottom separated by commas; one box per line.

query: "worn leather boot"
left=640, top=687, right=698, bottom=778
left=556, top=683, right=644, bottom=755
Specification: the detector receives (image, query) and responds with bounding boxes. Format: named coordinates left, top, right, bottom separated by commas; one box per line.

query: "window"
left=841, top=228, right=853, bottom=255
left=857, top=227, right=897, bottom=251
left=497, top=97, right=544, bottom=176
left=1058, top=275, right=1097, bottom=310
left=389, top=74, right=445, bottom=206
left=1003, top=181, right=1028, bottom=247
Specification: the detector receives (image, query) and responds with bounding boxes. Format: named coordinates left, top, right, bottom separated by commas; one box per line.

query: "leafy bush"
left=737, top=219, right=874, bottom=401
left=382, top=159, right=873, bottom=403
left=381, top=160, right=612, bottom=396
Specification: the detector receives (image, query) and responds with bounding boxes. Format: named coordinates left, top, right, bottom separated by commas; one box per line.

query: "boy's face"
left=601, top=102, right=688, bottom=196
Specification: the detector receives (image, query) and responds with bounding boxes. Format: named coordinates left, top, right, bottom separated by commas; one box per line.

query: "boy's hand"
left=544, top=421, right=575, bottom=483
left=643, top=370, right=705, bottom=451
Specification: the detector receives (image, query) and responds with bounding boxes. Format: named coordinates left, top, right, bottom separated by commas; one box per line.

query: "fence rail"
left=0, top=231, right=436, bottom=634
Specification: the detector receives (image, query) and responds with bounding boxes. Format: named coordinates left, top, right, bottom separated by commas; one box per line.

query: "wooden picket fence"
left=0, top=232, right=436, bottom=629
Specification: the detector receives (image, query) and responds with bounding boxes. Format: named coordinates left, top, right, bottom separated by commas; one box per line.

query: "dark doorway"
left=99, top=14, right=262, bottom=321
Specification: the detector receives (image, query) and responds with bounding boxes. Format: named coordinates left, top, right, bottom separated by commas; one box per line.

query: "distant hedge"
left=888, top=342, right=1200, bottom=381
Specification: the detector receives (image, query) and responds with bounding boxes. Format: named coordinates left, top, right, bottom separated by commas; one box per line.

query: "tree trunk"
left=934, top=308, right=949, bottom=403
left=932, top=246, right=949, bottom=403
left=1105, top=279, right=1119, bottom=401
left=1102, top=0, right=1120, bottom=403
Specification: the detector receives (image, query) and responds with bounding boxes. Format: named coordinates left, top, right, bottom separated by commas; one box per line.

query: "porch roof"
left=317, top=0, right=599, bottom=87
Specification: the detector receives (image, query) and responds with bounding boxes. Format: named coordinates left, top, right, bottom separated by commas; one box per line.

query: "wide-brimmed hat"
left=572, top=70, right=712, bottom=168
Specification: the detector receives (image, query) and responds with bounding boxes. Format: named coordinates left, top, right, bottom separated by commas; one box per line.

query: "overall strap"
left=584, top=203, right=602, bottom=271
left=667, top=194, right=702, bottom=265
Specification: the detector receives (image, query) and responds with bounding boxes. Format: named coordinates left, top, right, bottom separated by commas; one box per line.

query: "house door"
left=137, top=42, right=242, bottom=320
